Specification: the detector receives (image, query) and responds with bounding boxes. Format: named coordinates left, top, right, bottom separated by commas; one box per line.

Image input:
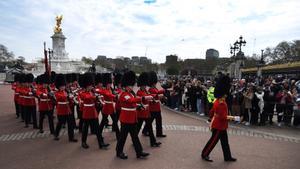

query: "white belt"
left=40, top=99, right=50, bottom=102
left=104, top=101, right=113, bottom=104
left=58, top=102, right=69, bottom=105
left=153, top=100, right=160, bottom=103
left=24, top=96, right=35, bottom=99
left=121, top=107, right=136, bottom=111
left=15, top=93, right=19, bottom=95
left=142, top=104, right=149, bottom=107
left=84, top=104, right=95, bottom=107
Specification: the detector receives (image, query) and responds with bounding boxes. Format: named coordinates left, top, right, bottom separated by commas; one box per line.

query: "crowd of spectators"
left=160, top=74, right=300, bottom=127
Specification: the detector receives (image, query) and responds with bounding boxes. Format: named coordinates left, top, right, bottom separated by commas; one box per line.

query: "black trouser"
left=70, top=106, right=77, bottom=128
left=19, top=105, right=25, bottom=121
left=116, top=123, right=143, bottom=155
left=39, top=110, right=55, bottom=134
left=14, top=102, right=20, bottom=118
left=137, top=118, right=156, bottom=145
left=201, top=129, right=232, bottom=160
left=260, top=108, right=267, bottom=125
left=142, top=111, right=164, bottom=136
left=55, top=114, right=75, bottom=140
left=77, top=107, right=83, bottom=132
left=82, top=119, right=104, bottom=147
left=99, top=113, right=120, bottom=139
left=251, top=107, right=259, bottom=125
left=24, top=105, right=38, bottom=128
left=276, top=104, right=285, bottom=123
left=265, top=103, right=275, bottom=123
left=284, top=105, right=293, bottom=125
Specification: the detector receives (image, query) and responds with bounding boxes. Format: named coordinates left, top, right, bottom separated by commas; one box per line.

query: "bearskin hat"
left=121, top=71, right=136, bottom=87
left=54, top=74, right=66, bottom=89
left=25, top=73, right=34, bottom=83
left=71, top=73, right=78, bottom=82
left=137, top=72, right=149, bottom=87
left=19, top=73, right=26, bottom=83
left=40, top=73, right=51, bottom=84
left=50, top=71, right=56, bottom=83
left=14, top=73, right=20, bottom=83
left=102, top=73, right=112, bottom=86
left=78, top=74, right=84, bottom=88
left=35, top=75, right=41, bottom=85
left=148, top=71, right=158, bottom=86
left=214, top=74, right=231, bottom=98
left=66, top=73, right=73, bottom=84
left=95, top=73, right=102, bottom=85
left=113, top=73, right=123, bottom=86
left=84, top=73, right=95, bottom=88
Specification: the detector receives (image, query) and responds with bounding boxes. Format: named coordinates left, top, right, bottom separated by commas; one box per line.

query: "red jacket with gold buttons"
left=36, top=87, right=54, bottom=111
left=101, top=88, right=116, bottom=115
left=148, top=87, right=164, bottom=112
left=55, top=90, right=70, bottom=115
left=81, top=91, right=98, bottom=119
left=209, top=98, right=228, bottom=130
left=136, top=89, right=150, bottom=119
left=119, top=88, right=142, bottom=124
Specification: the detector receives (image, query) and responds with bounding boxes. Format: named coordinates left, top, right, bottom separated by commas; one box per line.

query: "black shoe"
left=54, top=137, right=59, bottom=141
left=225, top=157, right=237, bottom=162
left=99, top=142, right=110, bottom=149
left=39, top=129, right=44, bottom=133
left=82, top=143, right=89, bottom=149
left=33, top=126, right=39, bottom=129
left=136, top=152, right=150, bottom=158
left=69, top=138, right=78, bottom=142
left=151, top=142, right=161, bottom=147
left=117, top=153, right=128, bottom=159
left=202, top=156, right=213, bottom=162
left=157, top=134, right=167, bottom=137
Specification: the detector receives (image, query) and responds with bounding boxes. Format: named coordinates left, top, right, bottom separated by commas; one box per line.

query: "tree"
left=81, top=56, right=93, bottom=65
left=166, top=66, right=179, bottom=75
left=0, top=44, right=14, bottom=62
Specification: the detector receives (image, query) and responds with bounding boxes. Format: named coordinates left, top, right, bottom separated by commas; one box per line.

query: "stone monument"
left=49, top=15, right=74, bottom=73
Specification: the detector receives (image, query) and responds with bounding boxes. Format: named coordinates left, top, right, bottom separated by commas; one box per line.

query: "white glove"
left=144, top=96, right=153, bottom=100
left=234, top=116, right=241, bottom=122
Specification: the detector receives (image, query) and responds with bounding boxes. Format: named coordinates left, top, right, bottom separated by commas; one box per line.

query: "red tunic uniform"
left=18, top=86, right=25, bottom=106
left=101, top=88, right=116, bottom=115
left=12, top=83, right=20, bottom=104
left=55, top=90, right=71, bottom=115
left=119, top=88, right=142, bottom=124
left=209, top=98, right=229, bottom=130
left=148, top=87, right=164, bottom=112
left=22, top=86, right=36, bottom=106
left=36, top=87, right=54, bottom=111
left=136, top=89, right=150, bottom=119
left=81, top=91, right=98, bottom=119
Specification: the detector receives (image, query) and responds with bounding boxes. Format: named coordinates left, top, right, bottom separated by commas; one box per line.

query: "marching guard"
left=53, top=74, right=77, bottom=142
left=36, top=73, right=55, bottom=134
left=201, top=74, right=237, bottom=162
left=116, top=71, right=152, bottom=159
left=142, top=71, right=166, bottom=137
left=79, top=73, right=110, bottom=149
left=98, top=73, right=120, bottom=140
left=136, top=72, right=161, bottom=147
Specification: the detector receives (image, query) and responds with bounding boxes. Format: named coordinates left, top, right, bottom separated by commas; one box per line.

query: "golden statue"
left=54, top=15, right=63, bottom=33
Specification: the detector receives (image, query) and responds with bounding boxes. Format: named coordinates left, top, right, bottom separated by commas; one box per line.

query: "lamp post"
left=231, top=36, right=246, bottom=79
left=257, top=49, right=265, bottom=78
left=48, top=48, right=53, bottom=73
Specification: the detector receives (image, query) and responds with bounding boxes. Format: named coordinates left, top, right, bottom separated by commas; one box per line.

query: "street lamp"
left=257, top=49, right=265, bottom=78
left=230, top=35, right=247, bottom=79
left=48, top=48, right=53, bottom=73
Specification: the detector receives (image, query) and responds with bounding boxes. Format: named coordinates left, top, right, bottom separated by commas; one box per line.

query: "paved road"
left=0, top=85, right=299, bottom=169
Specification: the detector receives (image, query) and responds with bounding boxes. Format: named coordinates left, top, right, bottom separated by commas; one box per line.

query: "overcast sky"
left=0, top=0, right=299, bottom=63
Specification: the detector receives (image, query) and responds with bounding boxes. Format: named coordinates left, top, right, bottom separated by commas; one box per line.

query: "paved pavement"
left=0, top=84, right=299, bottom=169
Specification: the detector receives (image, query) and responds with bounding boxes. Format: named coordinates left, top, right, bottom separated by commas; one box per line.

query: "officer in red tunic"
left=22, top=73, right=38, bottom=129
left=36, top=73, right=55, bottom=134
left=98, top=73, right=120, bottom=140
left=79, top=73, right=109, bottom=149
left=201, top=74, right=237, bottom=162
left=53, top=74, right=77, bottom=142
left=136, top=72, right=161, bottom=147
left=94, top=73, right=104, bottom=114
left=142, top=71, right=166, bottom=137
left=116, top=71, right=152, bottom=160
left=113, top=73, right=123, bottom=121
left=66, top=73, right=77, bottom=130
left=18, top=74, right=26, bottom=122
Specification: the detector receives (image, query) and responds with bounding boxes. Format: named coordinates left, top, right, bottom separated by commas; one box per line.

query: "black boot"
left=136, top=152, right=150, bottom=158
left=81, top=142, right=89, bottom=149
left=117, top=152, right=128, bottom=159
left=151, top=142, right=161, bottom=147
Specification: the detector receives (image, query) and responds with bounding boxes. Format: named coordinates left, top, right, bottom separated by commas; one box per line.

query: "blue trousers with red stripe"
left=201, top=129, right=232, bottom=160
